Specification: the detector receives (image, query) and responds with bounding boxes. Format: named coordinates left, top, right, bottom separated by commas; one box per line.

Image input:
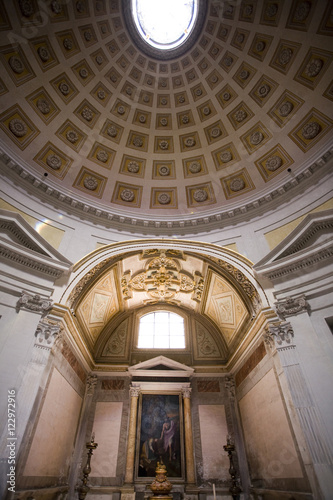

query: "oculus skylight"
left=132, top=0, right=198, bottom=51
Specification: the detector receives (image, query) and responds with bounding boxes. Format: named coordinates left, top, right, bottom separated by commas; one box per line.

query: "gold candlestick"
left=223, top=437, right=241, bottom=500
left=77, top=434, right=98, bottom=499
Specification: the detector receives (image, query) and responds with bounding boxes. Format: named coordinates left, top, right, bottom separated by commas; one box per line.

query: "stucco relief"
left=76, top=269, right=119, bottom=344
left=204, top=272, right=248, bottom=344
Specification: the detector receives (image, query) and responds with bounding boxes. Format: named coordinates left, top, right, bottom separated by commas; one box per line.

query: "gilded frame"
left=135, top=391, right=185, bottom=481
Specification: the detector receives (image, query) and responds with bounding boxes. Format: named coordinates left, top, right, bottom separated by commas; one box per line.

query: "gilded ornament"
left=182, top=114, right=190, bottom=123
left=95, top=55, right=103, bottom=65
left=126, top=86, right=132, bottom=95
left=195, top=88, right=202, bottom=96
left=243, top=4, right=253, bottom=16
left=223, top=92, right=231, bottom=101
left=210, top=75, right=218, bottom=83
left=76, top=1, right=85, bottom=13
left=160, top=97, right=168, bottom=105
left=84, top=31, right=92, bottom=41
left=203, top=106, right=210, bottom=116
left=178, top=95, right=185, bottom=103
left=160, top=117, right=168, bottom=126
left=139, top=114, right=146, bottom=123
left=240, top=69, right=249, bottom=79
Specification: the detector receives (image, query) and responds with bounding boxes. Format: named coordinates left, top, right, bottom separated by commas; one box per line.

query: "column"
left=182, top=387, right=195, bottom=484
left=264, top=320, right=325, bottom=500
left=124, top=386, right=140, bottom=484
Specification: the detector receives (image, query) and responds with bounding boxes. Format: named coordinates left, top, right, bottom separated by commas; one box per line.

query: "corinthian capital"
left=264, top=322, right=294, bottom=349
left=182, top=387, right=192, bottom=399
left=275, top=295, right=308, bottom=319
left=34, top=319, right=61, bottom=350
left=129, top=386, right=140, bottom=397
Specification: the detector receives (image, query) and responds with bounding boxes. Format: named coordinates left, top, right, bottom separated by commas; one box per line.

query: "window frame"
left=135, top=306, right=189, bottom=351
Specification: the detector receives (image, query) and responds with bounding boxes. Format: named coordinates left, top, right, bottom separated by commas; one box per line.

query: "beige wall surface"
left=239, top=368, right=303, bottom=480
left=90, top=401, right=123, bottom=477
left=198, top=404, right=229, bottom=480
left=23, top=368, right=82, bottom=477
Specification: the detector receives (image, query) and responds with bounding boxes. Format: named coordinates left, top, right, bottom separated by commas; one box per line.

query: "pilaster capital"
left=181, top=387, right=192, bottom=399
left=225, top=376, right=236, bottom=400
left=17, top=291, right=53, bottom=315
left=129, top=386, right=140, bottom=398
left=275, top=295, right=309, bottom=319
left=86, top=375, right=98, bottom=395
left=264, top=322, right=294, bottom=349
left=34, top=319, right=61, bottom=350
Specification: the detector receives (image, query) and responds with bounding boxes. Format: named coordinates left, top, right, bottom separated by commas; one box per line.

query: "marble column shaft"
left=125, top=387, right=140, bottom=484
left=182, top=388, right=195, bottom=484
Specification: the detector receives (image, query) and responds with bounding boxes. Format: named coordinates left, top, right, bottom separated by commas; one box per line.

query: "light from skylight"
left=132, top=0, right=198, bottom=50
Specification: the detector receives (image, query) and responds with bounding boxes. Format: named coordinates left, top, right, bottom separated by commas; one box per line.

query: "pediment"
left=254, top=209, right=333, bottom=280
left=128, top=355, right=194, bottom=378
left=0, top=209, right=72, bottom=276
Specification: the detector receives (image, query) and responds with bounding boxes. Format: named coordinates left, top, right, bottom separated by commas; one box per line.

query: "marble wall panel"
left=198, top=404, right=229, bottom=480
left=90, top=402, right=123, bottom=477
left=23, top=368, right=82, bottom=477
left=239, top=368, right=303, bottom=480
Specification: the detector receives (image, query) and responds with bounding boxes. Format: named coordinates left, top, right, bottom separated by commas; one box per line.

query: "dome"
left=0, top=0, right=332, bottom=238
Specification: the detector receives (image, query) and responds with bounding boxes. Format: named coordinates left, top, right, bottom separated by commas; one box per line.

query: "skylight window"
left=132, top=0, right=198, bottom=51
left=138, top=311, right=185, bottom=349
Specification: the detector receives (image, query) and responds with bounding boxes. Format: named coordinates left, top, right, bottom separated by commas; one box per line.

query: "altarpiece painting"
left=136, top=393, right=184, bottom=479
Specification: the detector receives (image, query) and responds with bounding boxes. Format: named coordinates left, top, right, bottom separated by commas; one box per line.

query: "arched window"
left=138, top=311, right=185, bottom=348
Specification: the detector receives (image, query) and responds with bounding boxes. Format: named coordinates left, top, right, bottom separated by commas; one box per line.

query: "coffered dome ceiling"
left=0, top=0, right=332, bottom=234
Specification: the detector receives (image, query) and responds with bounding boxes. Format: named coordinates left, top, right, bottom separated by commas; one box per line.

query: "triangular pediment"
left=128, top=355, right=194, bottom=377
left=0, top=209, right=72, bottom=277
left=254, top=209, right=333, bottom=280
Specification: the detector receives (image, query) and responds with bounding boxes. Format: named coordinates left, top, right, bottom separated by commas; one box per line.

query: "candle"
left=91, top=431, right=95, bottom=443
left=213, top=483, right=216, bottom=500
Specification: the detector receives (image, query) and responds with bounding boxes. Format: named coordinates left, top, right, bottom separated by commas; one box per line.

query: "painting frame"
left=135, top=391, right=185, bottom=481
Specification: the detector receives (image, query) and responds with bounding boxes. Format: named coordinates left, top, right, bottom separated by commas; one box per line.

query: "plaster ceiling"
left=0, top=0, right=332, bottom=232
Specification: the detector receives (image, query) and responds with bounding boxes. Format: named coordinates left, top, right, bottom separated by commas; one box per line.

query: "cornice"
left=1, top=145, right=332, bottom=237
